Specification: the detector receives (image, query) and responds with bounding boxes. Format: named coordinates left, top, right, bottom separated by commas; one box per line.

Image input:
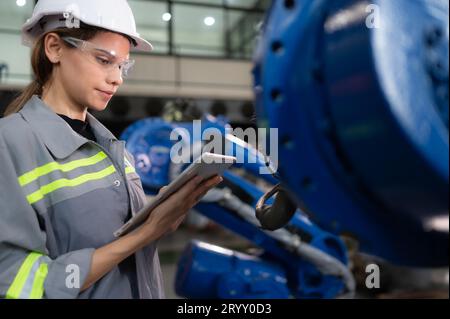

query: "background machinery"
left=122, top=0, right=449, bottom=298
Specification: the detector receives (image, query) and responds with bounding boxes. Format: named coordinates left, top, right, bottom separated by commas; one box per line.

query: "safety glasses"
left=62, top=36, right=135, bottom=78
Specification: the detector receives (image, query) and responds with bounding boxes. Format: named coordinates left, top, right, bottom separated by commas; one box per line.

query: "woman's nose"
left=106, top=66, right=123, bottom=86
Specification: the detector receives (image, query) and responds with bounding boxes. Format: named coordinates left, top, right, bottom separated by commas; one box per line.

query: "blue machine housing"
left=121, top=115, right=230, bottom=191
left=253, top=0, right=449, bottom=266
left=175, top=240, right=291, bottom=299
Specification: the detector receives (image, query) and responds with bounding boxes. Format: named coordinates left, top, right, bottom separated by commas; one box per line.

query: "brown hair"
left=4, top=23, right=131, bottom=116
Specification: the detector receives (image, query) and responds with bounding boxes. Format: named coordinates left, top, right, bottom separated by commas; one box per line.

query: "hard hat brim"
left=22, top=13, right=154, bottom=53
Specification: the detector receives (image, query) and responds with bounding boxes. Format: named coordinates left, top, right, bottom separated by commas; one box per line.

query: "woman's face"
left=58, top=31, right=131, bottom=112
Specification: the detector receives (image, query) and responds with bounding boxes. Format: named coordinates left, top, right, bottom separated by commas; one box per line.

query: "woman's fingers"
left=147, top=175, right=223, bottom=238
left=194, top=190, right=209, bottom=203
left=192, top=176, right=222, bottom=197
left=175, top=214, right=186, bottom=228
left=158, top=186, right=168, bottom=195
left=168, top=214, right=187, bottom=234
left=175, top=175, right=203, bottom=199
left=189, top=175, right=223, bottom=204
left=163, top=175, right=223, bottom=212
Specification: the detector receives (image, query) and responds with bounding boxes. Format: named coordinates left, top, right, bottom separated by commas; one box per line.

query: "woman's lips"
left=96, top=89, right=114, bottom=101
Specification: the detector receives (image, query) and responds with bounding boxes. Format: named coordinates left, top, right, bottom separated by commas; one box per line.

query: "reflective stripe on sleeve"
left=6, top=252, right=50, bottom=299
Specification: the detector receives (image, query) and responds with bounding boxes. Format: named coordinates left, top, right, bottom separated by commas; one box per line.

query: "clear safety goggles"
left=61, top=36, right=135, bottom=78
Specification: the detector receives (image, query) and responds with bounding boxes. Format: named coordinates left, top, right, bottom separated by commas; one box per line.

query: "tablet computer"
left=113, top=152, right=236, bottom=237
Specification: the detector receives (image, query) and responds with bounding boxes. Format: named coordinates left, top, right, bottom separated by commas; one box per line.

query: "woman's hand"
left=81, top=175, right=223, bottom=291
left=139, top=175, right=223, bottom=244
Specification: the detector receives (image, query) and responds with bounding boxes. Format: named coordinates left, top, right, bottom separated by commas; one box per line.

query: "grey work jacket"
left=0, top=95, right=164, bottom=299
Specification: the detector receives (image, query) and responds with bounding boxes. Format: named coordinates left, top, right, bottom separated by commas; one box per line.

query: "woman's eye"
left=96, top=57, right=112, bottom=65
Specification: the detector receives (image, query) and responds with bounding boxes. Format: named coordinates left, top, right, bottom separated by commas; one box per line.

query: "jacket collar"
left=20, top=95, right=117, bottom=159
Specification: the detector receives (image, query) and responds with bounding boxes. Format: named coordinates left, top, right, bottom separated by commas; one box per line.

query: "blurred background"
left=0, top=0, right=448, bottom=299
left=0, top=0, right=271, bottom=134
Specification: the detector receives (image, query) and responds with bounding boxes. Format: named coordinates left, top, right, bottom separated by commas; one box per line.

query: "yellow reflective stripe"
left=26, top=165, right=117, bottom=204
left=6, top=252, right=42, bottom=299
left=124, top=156, right=135, bottom=174
left=18, top=151, right=108, bottom=187
left=29, top=263, right=48, bottom=299
left=125, top=166, right=136, bottom=174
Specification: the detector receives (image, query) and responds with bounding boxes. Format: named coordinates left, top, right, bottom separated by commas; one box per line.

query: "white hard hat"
left=22, top=0, right=153, bottom=52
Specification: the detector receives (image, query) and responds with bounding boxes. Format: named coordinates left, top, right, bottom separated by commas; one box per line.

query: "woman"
left=0, top=0, right=222, bottom=299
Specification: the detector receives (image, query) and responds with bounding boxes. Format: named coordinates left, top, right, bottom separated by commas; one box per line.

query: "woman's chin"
left=88, top=99, right=109, bottom=112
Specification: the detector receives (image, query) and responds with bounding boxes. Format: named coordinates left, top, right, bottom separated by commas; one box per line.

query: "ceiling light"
left=162, top=12, right=171, bottom=22
left=204, top=16, right=215, bottom=26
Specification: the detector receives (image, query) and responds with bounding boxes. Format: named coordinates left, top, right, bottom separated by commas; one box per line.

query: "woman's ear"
left=44, top=32, right=64, bottom=64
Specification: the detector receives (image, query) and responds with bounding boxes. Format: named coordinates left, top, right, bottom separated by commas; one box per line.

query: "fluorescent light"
left=162, top=12, right=171, bottom=22
left=425, top=215, right=449, bottom=232
left=16, top=0, right=26, bottom=7
left=204, top=16, right=215, bottom=26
